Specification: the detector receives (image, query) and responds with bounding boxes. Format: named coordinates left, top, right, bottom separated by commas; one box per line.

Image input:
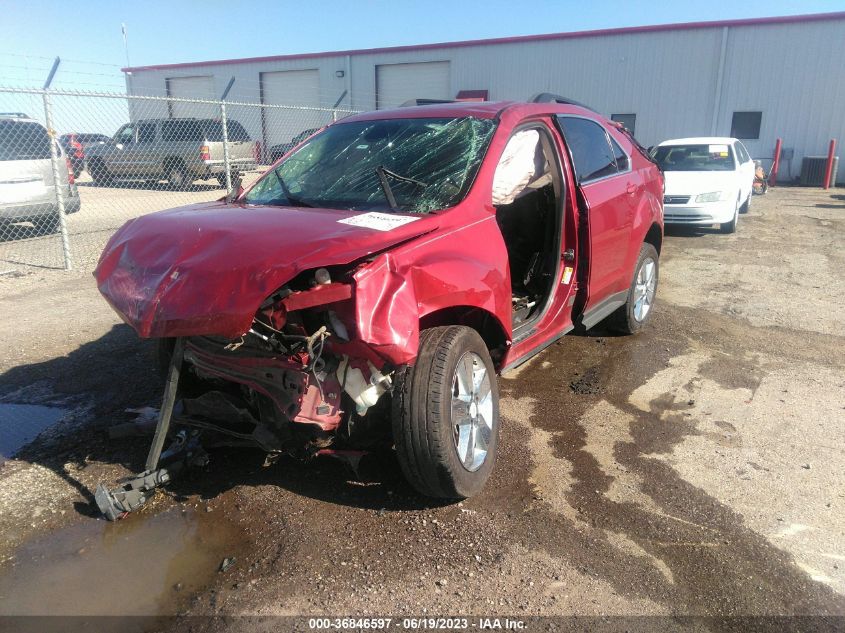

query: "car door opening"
left=493, top=126, right=563, bottom=329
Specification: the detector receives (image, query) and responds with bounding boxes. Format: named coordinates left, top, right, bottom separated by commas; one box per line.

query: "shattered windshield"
left=243, top=117, right=496, bottom=214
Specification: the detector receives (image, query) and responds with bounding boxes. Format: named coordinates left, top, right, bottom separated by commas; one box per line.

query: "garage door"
left=166, top=76, right=217, bottom=119
left=376, top=61, right=451, bottom=109
left=261, top=69, right=326, bottom=150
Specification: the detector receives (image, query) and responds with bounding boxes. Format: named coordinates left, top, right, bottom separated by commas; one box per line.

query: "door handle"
left=626, top=183, right=637, bottom=195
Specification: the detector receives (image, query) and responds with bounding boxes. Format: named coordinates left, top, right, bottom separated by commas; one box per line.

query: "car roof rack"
left=399, top=98, right=458, bottom=107
left=0, top=112, right=32, bottom=118
left=529, top=93, right=597, bottom=113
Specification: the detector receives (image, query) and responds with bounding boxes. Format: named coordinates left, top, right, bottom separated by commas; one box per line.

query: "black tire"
left=392, top=326, right=500, bottom=499
left=609, top=242, right=659, bottom=335
left=719, top=208, right=738, bottom=233
left=739, top=193, right=751, bottom=214
left=166, top=161, right=191, bottom=190
left=88, top=160, right=112, bottom=186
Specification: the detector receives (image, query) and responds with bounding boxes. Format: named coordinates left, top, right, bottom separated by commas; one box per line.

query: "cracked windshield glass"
left=244, top=117, right=496, bottom=214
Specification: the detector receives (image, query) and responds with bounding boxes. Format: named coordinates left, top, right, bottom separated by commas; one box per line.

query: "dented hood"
left=95, top=201, right=435, bottom=338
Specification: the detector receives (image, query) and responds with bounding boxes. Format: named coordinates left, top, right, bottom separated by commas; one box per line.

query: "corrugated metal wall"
left=125, top=16, right=845, bottom=182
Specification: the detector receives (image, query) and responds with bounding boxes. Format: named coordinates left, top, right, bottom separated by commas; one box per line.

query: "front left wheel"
left=392, top=326, right=500, bottom=499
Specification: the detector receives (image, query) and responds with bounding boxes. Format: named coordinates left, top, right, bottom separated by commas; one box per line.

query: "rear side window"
left=137, top=123, right=157, bottom=144
left=0, top=120, right=51, bottom=161
left=609, top=135, right=630, bottom=172
left=557, top=116, right=617, bottom=183
left=735, top=142, right=750, bottom=164
left=202, top=120, right=251, bottom=142
left=161, top=120, right=204, bottom=142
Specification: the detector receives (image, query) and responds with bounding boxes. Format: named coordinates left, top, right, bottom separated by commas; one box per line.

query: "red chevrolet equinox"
left=94, top=96, right=663, bottom=516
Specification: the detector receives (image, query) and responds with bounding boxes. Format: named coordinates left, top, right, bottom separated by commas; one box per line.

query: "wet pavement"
left=0, top=403, right=68, bottom=463
left=0, top=187, right=843, bottom=630
left=0, top=507, right=242, bottom=618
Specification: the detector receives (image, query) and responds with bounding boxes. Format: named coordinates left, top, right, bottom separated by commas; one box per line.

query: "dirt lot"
left=0, top=186, right=843, bottom=631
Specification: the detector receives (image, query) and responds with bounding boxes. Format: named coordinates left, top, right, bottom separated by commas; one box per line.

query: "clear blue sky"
left=1, top=0, right=842, bottom=134
left=2, top=0, right=844, bottom=75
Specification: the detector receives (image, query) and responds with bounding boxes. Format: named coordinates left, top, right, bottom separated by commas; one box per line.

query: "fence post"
left=331, top=90, right=348, bottom=123
left=823, top=139, right=836, bottom=190
left=42, top=57, right=72, bottom=271
left=769, top=138, right=782, bottom=188
left=219, top=77, right=236, bottom=196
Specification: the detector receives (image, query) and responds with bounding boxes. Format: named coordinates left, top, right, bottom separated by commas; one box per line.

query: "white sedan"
left=653, top=137, right=755, bottom=234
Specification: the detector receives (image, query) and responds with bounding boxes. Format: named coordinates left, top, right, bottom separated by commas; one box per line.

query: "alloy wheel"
left=451, top=352, right=495, bottom=472
left=633, top=257, right=657, bottom=322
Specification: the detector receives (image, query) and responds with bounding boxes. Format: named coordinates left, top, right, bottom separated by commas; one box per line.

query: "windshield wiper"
left=273, top=168, right=314, bottom=208
left=375, top=166, right=428, bottom=212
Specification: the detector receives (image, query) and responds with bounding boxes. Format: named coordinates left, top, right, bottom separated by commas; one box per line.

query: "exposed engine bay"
left=96, top=265, right=396, bottom=520
left=176, top=265, right=395, bottom=455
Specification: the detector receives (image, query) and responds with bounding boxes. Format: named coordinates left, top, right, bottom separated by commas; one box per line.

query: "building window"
left=611, top=113, right=636, bottom=136
left=731, top=111, right=762, bottom=139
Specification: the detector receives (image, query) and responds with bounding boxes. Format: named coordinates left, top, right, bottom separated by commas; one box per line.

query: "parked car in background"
left=653, top=137, right=755, bottom=233
left=85, top=117, right=257, bottom=189
left=94, top=97, right=663, bottom=516
left=268, top=127, right=321, bottom=163
left=59, top=133, right=112, bottom=178
left=1, top=113, right=81, bottom=235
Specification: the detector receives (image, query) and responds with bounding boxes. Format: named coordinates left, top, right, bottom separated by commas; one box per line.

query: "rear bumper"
left=664, top=201, right=735, bottom=225
left=0, top=189, right=80, bottom=221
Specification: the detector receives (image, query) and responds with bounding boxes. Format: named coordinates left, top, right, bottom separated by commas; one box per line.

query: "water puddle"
left=0, top=505, right=243, bottom=624
left=0, top=403, right=69, bottom=463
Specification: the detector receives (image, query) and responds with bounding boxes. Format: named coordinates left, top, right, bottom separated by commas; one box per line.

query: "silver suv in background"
left=85, top=117, right=257, bottom=189
left=0, top=113, right=81, bottom=236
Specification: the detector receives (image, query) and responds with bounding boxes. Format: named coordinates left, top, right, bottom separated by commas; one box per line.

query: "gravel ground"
left=0, top=186, right=843, bottom=631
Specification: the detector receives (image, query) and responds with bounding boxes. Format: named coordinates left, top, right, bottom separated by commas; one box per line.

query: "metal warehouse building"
left=123, top=12, right=845, bottom=183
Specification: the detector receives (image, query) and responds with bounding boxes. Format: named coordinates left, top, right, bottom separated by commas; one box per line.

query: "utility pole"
left=121, top=23, right=131, bottom=68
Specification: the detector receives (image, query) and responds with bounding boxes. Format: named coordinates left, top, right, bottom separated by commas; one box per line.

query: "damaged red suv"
left=94, top=96, right=663, bottom=513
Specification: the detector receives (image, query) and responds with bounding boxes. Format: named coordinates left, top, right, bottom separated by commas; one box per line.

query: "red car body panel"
left=95, top=100, right=662, bottom=371
left=95, top=202, right=439, bottom=339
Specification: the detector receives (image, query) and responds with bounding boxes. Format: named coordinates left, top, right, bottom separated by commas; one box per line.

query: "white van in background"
left=0, top=113, right=81, bottom=236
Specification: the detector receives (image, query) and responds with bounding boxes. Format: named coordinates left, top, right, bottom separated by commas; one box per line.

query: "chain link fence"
left=0, top=85, right=358, bottom=272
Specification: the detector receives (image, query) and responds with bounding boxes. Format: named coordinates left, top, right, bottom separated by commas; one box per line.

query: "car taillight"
left=200, top=145, right=211, bottom=161
left=72, top=141, right=83, bottom=159
left=65, top=157, right=75, bottom=184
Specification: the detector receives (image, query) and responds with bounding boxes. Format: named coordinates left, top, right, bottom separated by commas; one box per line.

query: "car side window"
left=137, top=123, right=156, bottom=144
left=609, top=134, right=629, bottom=172
left=556, top=116, right=617, bottom=183
left=115, top=124, right=135, bottom=145
left=736, top=142, right=750, bottom=164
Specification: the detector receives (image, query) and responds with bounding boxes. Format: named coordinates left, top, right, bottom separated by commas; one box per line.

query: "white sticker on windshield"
left=709, top=144, right=729, bottom=154
left=338, top=212, right=421, bottom=232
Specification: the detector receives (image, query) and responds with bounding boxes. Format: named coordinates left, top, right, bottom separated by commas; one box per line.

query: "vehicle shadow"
left=0, top=324, right=444, bottom=522
left=664, top=224, right=720, bottom=238
left=815, top=193, right=845, bottom=209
